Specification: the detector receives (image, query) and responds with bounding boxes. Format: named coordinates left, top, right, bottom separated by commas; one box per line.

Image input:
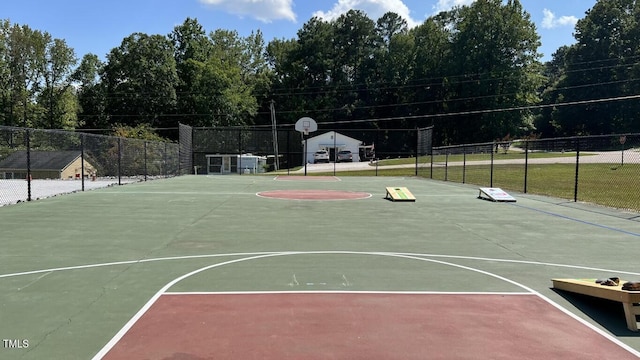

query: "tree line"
left=1, top=0, right=639, bottom=145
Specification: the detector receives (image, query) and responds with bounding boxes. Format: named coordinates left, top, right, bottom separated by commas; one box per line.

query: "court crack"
left=454, top=223, right=532, bottom=261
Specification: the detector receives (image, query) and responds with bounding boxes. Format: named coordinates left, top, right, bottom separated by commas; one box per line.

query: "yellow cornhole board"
left=385, top=187, right=416, bottom=202
left=552, top=278, right=640, bottom=331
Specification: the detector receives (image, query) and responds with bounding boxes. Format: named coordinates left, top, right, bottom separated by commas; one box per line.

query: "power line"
left=274, top=93, right=640, bottom=127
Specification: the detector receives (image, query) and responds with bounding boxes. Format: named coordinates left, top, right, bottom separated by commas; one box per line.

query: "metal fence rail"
left=188, top=127, right=431, bottom=175
left=422, top=134, right=640, bottom=211
left=0, top=126, right=179, bottom=206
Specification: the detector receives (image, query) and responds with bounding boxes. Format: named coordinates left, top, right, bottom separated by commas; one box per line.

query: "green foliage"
left=111, top=123, right=165, bottom=141
left=544, top=0, right=640, bottom=136
left=0, top=20, right=78, bottom=128
left=437, top=0, right=542, bottom=144
left=102, top=33, right=178, bottom=129
left=3, top=0, right=640, bottom=143
left=73, top=54, right=108, bottom=130
left=267, top=2, right=542, bottom=145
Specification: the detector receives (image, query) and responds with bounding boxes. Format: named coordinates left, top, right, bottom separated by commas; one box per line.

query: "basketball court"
left=0, top=175, right=639, bottom=359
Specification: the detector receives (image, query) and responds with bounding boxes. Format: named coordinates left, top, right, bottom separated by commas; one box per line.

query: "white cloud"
left=433, top=0, right=475, bottom=14
left=542, top=9, right=578, bottom=29
left=313, top=0, right=422, bottom=28
left=199, top=0, right=296, bottom=23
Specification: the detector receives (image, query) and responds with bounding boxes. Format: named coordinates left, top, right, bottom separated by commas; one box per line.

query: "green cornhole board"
left=385, top=187, right=416, bottom=202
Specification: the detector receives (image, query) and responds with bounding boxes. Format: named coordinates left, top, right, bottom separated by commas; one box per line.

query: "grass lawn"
left=376, top=151, right=588, bottom=167
left=310, top=162, right=640, bottom=212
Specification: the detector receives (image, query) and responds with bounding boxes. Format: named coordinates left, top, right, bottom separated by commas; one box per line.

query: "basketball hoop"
left=295, top=117, right=318, bottom=177
left=295, top=117, right=317, bottom=136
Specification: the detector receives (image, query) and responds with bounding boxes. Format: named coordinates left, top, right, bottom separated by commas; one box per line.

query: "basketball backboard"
left=295, top=117, right=318, bottom=135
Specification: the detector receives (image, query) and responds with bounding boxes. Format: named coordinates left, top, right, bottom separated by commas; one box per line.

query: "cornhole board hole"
left=478, top=187, right=516, bottom=202
left=385, top=187, right=416, bottom=202
left=552, top=278, right=640, bottom=331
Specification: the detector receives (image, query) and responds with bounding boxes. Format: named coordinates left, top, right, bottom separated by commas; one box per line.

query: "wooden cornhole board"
left=478, top=187, right=516, bottom=202
left=385, top=187, right=416, bottom=202
left=552, top=278, right=640, bottom=331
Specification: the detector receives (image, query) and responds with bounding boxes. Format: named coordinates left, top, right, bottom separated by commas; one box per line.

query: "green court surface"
left=1, top=175, right=640, bottom=359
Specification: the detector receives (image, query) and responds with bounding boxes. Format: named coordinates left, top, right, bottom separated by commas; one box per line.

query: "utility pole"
left=270, top=100, right=280, bottom=170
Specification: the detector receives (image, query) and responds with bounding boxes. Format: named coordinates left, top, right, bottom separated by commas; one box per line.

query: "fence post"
left=118, top=137, right=122, bottom=185
left=238, top=129, right=243, bottom=175
left=81, top=134, right=85, bottom=191
left=444, top=153, right=449, bottom=181
left=26, top=129, right=32, bottom=202
left=414, top=128, right=419, bottom=177
left=286, top=129, right=291, bottom=175
left=144, top=141, right=148, bottom=181
left=524, top=140, right=529, bottom=193
left=574, top=137, right=580, bottom=202
left=376, top=130, right=380, bottom=177
left=490, top=142, right=495, bottom=187
left=462, top=147, right=467, bottom=184
left=430, top=151, right=434, bottom=179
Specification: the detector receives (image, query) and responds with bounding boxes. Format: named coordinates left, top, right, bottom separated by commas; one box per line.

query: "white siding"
left=305, top=131, right=362, bottom=163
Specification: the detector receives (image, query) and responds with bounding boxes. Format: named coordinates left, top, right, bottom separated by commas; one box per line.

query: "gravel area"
left=0, top=178, right=138, bottom=206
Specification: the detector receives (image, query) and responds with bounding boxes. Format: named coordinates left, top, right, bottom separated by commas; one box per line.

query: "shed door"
left=222, top=156, right=232, bottom=173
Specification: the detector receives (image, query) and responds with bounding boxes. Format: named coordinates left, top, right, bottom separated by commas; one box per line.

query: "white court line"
left=3, top=250, right=639, bottom=280
left=273, top=175, right=342, bottom=181
left=382, top=253, right=640, bottom=358
left=98, top=191, right=258, bottom=195
left=255, top=191, right=373, bottom=201
left=91, top=252, right=293, bottom=360
left=90, top=251, right=640, bottom=359
left=164, top=291, right=534, bottom=296
left=0, top=252, right=278, bottom=279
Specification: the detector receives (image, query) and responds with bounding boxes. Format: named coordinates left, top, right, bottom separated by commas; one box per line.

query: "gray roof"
left=0, top=150, right=82, bottom=171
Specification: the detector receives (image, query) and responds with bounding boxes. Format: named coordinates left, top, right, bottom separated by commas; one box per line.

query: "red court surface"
left=257, top=189, right=371, bottom=200
left=102, top=293, right=638, bottom=360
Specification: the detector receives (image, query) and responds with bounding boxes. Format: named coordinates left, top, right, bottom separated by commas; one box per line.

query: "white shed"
left=205, top=154, right=267, bottom=174
left=304, top=131, right=363, bottom=164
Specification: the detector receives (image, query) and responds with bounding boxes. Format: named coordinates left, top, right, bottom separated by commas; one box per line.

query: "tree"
left=409, top=15, right=453, bottom=136
left=332, top=10, right=378, bottom=121
left=0, top=20, right=11, bottom=125
left=370, top=12, right=414, bottom=127
left=535, top=46, right=571, bottom=137
left=167, top=22, right=263, bottom=128
left=0, top=20, right=79, bottom=129
left=265, top=37, right=304, bottom=125
left=1, top=22, right=47, bottom=127
left=73, top=54, right=108, bottom=130
left=40, top=38, right=78, bottom=129
left=440, top=0, right=542, bottom=143
left=169, top=18, right=214, bottom=127
left=102, top=33, right=178, bottom=128
left=209, top=30, right=260, bottom=126
left=550, top=0, right=640, bottom=135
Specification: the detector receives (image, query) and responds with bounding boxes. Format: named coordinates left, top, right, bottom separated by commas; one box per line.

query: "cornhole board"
left=552, top=278, right=640, bottom=331
left=478, top=187, right=516, bottom=202
left=385, top=187, right=416, bottom=202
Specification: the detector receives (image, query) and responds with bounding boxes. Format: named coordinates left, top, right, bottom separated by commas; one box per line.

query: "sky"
left=2, top=0, right=597, bottom=62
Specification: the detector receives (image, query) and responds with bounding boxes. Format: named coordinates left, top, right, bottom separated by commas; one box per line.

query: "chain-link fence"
left=421, top=134, right=640, bottom=211
left=179, top=123, right=193, bottom=175
left=9, top=124, right=638, bottom=211
left=0, top=126, right=179, bottom=206
left=187, top=127, right=431, bottom=175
